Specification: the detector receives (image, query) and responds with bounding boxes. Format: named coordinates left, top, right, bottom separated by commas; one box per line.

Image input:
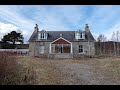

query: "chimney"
left=85, top=24, right=89, bottom=32
left=34, top=24, right=39, bottom=33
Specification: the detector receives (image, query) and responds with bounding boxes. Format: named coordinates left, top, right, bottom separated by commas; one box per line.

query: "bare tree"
left=97, top=34, right=107, bottom=42
left=97, top=34, right=107, bottom=55
left=111, top=32, right=116, bottom=56
left=116, top=31, right=120, bottom=56
left=111, top=31, right=120, bottom=56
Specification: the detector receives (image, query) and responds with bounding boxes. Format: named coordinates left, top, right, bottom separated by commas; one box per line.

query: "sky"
left=0, top=5, right=120, bottom=43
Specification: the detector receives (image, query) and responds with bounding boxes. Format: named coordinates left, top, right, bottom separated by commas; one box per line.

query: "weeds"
left=0, top=52, right=37, bottom=85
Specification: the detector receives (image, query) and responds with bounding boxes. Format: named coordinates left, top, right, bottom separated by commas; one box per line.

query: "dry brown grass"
left=0, top=52, right=37, bottom=85
left=0, top=52, right=17, bottom=84
left=96, top=57, right=120, bottom=82
left=1, top=55, right=120, bottom=85
left=16, top=56, right=120, bottom=84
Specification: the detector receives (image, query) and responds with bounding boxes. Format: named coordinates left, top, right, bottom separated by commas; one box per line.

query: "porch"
left=49, top=37, right=73, bottom=58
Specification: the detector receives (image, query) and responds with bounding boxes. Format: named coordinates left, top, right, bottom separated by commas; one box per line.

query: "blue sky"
left=0, top=5, right=120, bottom=43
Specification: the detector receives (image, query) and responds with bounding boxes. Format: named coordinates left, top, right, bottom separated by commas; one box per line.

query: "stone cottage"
left=28, top=24, right=95, bottom=58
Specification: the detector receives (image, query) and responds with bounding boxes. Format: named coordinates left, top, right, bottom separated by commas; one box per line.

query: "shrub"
left=0, top=52, right=17, bottom=84
left=0, top=52, right=37, bottom=85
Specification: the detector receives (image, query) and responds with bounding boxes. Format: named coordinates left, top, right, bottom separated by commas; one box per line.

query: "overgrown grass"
left=1, top=55, right=120, bottom=85
left=99, top=58, right=120, bottom=80
left=0, top=52, right=37, bottom=85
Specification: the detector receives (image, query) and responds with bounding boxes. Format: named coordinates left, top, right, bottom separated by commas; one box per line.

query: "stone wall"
left=29, top=41, right=50, bottom=57
left=72, top=41, right=95, bottom=58
left=29, top=41, right=95, bottom=58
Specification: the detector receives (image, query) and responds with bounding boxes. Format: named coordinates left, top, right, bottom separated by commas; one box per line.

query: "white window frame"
left=78, top=45, right=84, bottom=54
left=82, top=32, right=85, bottom=39
left=38, top=33, right=47, bottom=40
left=75, top=32, right=85, bottom=39
left=75, top=33, right=80, bottom=39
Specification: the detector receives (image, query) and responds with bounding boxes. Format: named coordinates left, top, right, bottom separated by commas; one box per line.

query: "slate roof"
left=28, top=31, right=95, bottom=42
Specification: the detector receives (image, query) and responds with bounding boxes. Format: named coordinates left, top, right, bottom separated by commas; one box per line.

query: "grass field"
left=1, top=56, right=120, bottom=85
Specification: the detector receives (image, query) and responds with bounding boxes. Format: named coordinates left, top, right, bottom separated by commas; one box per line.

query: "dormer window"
left=75, top=30, right=85, bottom=40
left=38, top=29, right=47, bottom=40
left=40, top=33, right=44, bottom=39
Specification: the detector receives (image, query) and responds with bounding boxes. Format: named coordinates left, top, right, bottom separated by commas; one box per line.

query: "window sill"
left=76, top=38, right=85, bottom=40
left=79, top=52, right=85, bottom=54
left=40, top=53, right=44, bottom=54
left=38, top=38, right=46, bottom=40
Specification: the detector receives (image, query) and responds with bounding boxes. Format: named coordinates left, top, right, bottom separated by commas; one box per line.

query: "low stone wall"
left=0, top=49, right=29, bottom=55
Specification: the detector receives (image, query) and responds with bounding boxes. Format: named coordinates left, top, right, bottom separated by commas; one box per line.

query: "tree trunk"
left=118, top=42, right=120, bottom=56
left=104, top=42, right=105, bottom=55
left=100, top=42, right=102, bottom=55
left=113, top=42, right=116, bottom=56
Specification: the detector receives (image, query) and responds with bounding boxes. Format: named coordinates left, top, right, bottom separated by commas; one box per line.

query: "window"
left=38, top=33, right=47, bottom=39
left=80, top=33, right=82, bottom=38
left=41, top=33, right=44, bottom=39
left=39, top=46, right=44, bottom=54
left=75, top=32, right=85, bottom=39
left=75, top=33, right=80, bottom=39
left=41, top=33, right=43, bottom=39
left=79, top=45, right=84, bottom=53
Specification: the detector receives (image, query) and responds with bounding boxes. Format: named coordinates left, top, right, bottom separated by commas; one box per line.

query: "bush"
left=0, top=52, right=37, bottom=85
left=0, top=52, right=17, bottom=84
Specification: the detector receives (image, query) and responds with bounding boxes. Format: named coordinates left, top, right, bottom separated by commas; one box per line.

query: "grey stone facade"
left=72, top=41, right=95, bottom=58
left=28, top=24, right=95, bottom=58
left=29, top=41, right=95, bottom=58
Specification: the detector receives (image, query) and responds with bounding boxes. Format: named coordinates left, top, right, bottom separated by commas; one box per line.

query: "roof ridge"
left=46, top=31, right=75, bottom=32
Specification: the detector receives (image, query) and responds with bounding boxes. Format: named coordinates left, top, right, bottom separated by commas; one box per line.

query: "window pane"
left=63, top=44, right=70, bottom=53
left=55, top=44, right=59, bottom=53
left=41, top=33, right=42, bottom=38
left=79, top=45, right=83, bottom=53
left=80, top=33, right=82, bottom=38
left=43, top=33, right=44, bottom=39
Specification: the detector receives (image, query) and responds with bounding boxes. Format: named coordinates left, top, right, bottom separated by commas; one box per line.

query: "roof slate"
left=28, top=31, right=95, bottom=42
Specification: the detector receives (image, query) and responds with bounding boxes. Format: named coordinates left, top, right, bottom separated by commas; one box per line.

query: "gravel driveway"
left=40, top=59, right=119, bottom=85
left=54, top=62, right=112, bottom=85
left=21, top=57, right=120, bottom=85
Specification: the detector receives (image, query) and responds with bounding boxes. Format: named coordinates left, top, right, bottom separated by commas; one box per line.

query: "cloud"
left=92, top=32, right=100, bottom=41
left=0, top=22, right=19, bottom=33
left=0, top=6, right=36, bottom=43
left=104, top=22, right=120, bottom=41
left=0, top=22, right=19, bottom=39
left=0, top=22, right=31, bottom=43
left=83, top=5, right=120, bottom=41
left=0, top=5, right=120, bottom=43
left=31, top=5, right=84, bottom=30
left=0, top=5, right=36, bottom=30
